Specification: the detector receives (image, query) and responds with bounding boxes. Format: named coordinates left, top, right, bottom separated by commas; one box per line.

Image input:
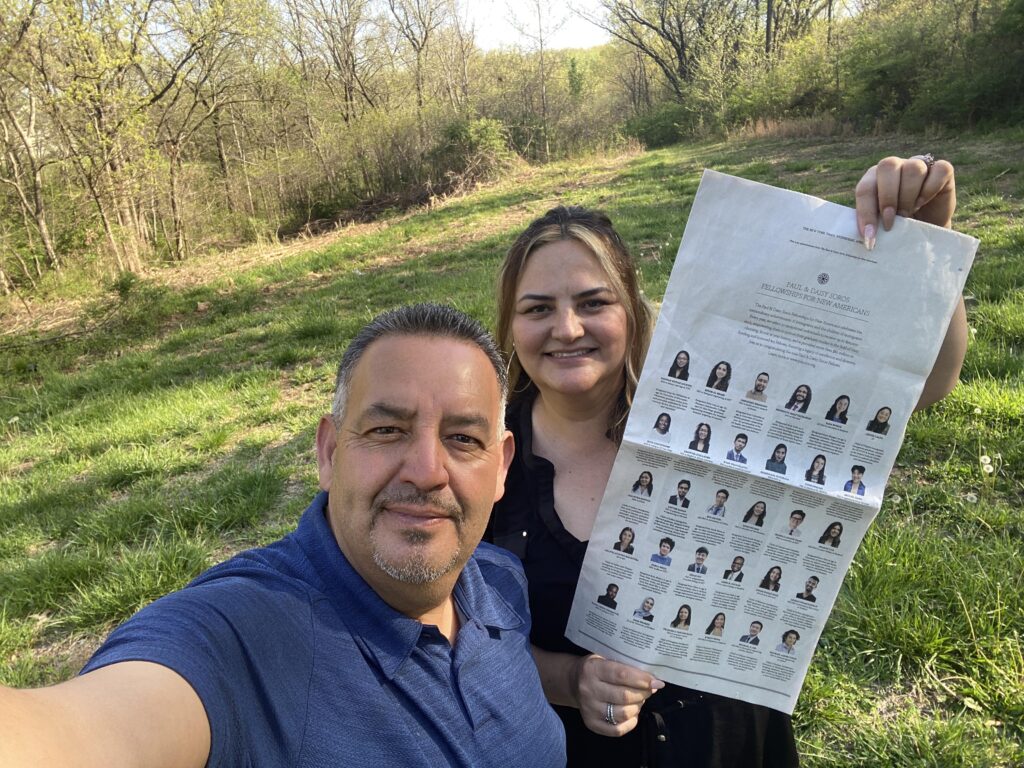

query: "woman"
left=783, top=384, right=812, bottom=413
left=631, top=471, right=653, bottom=497
left=633, top=597, right=655, bottom=622
left=652, top=412, right=672, bottom=438
left=804, top=454, right=827, bottom=485
left=688, top=422, right=711, bottom=453
left=706, top=361, right=732, bottom=391
left=488, top=157, right=966, bottom=767
left=742, top=501, right=767, bottom=527
left=613, top=526, right=635, bottom=554
left=825, top=395, right=851, bottom=424
left=818, top=522, right=843, bottom=548
left=705, top=612, right=726, bottom=637
left=866, top=406, right=893, bottom=434
left=765, top=443, right=788, bottom=474
left=670, top=604, right=691, bottom=630
left=759, top=566, right=782, bottom=592
left=667, top=350, right=690, bottom=380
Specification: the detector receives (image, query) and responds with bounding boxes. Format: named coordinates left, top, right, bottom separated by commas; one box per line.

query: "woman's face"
left=783, top=632, right=797, bottom=647
left=753, top=501, right=766, bottom=517
left=698, top=424, right=709, bottom=440
left=876, top=407, right=891, bottom=423
left=774, top=446, right=787, bottom=461
left=676, top=351, right=688, bottom=367
left=828, top=524, right=841, bottom=538
left=620, top=529, right=633, bottom=545
left=812, top=456, right=825, bottom=472
left=511, top=240, right=629, bottom=400
left=642, top=598, right=654, bottom=612
left=656, top=414, right=669, bottom=432
left=714, top=363, right=728, bottom=379
left=678, top=606, right=689, bottom=622
left=713, top=613, right=725, bottom=628
left=769, top=567, right=781, bottom=582
left=639, top=472, right=652, bottom=487
left=835, top=397, right=849, bottom=414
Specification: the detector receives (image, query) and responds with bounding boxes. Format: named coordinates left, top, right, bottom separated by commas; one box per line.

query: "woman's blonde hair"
left=496, top=205, right=655, bottom=442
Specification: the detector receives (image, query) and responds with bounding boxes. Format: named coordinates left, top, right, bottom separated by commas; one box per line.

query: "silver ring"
left=916, top=153, right=935, bottom=168
left=605, top=702, right=618, bottom=725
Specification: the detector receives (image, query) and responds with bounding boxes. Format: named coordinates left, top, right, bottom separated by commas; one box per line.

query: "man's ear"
left=315, top=416, right=337, bottom=491
left=492, top=429, right=515, bottom=503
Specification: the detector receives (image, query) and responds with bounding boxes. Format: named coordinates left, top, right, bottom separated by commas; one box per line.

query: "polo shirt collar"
left=294, top=491, right=522, bottom=679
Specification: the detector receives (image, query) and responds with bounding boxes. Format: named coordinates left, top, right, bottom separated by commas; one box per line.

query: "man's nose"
left=399, top=433, right=449, bottom=490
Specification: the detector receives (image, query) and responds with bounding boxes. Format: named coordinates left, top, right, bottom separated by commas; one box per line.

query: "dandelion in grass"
left=973, top=407, right=983, bottom=415
left=964, top=493, right=978, bottom=504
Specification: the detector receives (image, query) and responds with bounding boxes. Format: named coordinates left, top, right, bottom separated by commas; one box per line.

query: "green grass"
left=1, top=134, right=1022, bottom=765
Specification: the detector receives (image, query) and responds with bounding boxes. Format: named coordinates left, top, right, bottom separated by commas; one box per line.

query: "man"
left=598, top=583, right=619, bottom=609
left=0, top=304, right=565, bottom=768
left=705, top=488, right=729, bottom=517
left=651, top=537, right=675, bottom=566
left=796, top=576, right=819, bottom=602
left=668, top=479, right=691, bottom=507
left=739, top=621, right=763, bottom=645
left=726, top=434, right=748, bottom=464
left=687, top=546, right=709, bottom=574
left=745, top=372, right=770, bottom=402
left=845, top=465, right=867, bottom=496
left=784, top=509, right=806, bottom=537
left=722, top=555, right=745, bottom=582
left=784, top=384, right=811, bottom=413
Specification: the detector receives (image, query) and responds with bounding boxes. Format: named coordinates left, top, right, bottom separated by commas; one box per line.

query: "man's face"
left=804, top=578, right=818, bottom=594
left=754, top=374, right=769, bottom=392
left=788, top=514, right=804, bottom=530
left=852, top=468, right=864, bottom=482
left=659, top=542, right=671, bottom=556
left=748, top=623, right=761, bottom=637
left=316, top=335, right=513, bottom=615
left=733, top=436, right=747, bottom=452
left=795, top=386, right=808, bottom=401
left=695, top=550, right=706, bottom=565
left=715, top=491, right=727, bottom=506
left=607, top=585, right=618, bottom=599
left=731, top=557, right=744, bottom=572
left=677, top=482, right=689, bottom=498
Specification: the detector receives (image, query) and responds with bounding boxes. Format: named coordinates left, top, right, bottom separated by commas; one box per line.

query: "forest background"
left=1, top=1, right=1022, bottom=765
left=1, top=0, right=1022, bottom=292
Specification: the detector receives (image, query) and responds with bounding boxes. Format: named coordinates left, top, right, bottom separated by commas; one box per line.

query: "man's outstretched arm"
left=1, top=661, right=210, bottom=768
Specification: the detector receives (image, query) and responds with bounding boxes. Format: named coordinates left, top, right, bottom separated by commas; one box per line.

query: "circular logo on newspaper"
left=816, top=273, right=829, bottom=285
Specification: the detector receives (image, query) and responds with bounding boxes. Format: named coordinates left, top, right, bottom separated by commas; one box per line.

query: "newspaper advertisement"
left=564, top=170, right=978, bottom=714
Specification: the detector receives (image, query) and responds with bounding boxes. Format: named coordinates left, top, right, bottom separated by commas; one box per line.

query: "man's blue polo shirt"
left=83, top=492, right=565, bottom=767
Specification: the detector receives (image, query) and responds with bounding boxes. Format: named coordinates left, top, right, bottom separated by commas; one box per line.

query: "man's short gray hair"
left=331, top=303, right=508, bottom=430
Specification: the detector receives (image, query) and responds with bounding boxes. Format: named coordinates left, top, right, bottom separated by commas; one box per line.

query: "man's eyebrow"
left=360, top=403, right=415, bottom=422
left=517, top=286, right=615, bottom=303
left=442, top=413, right=494, bottom=433
left=358, top=404, right=493, bottom=432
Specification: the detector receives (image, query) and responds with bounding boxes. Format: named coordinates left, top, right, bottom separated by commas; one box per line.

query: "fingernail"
left=882, top=206, right=896, bottom=230
left=651, top=679, right=666, bottom=691
left=864, top=224, right=876, bottom=251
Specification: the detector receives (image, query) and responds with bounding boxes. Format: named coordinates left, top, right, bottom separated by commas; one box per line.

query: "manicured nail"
left=882, top=206, right=896, bottom=230
left=864, top=224, right=876, bottom=251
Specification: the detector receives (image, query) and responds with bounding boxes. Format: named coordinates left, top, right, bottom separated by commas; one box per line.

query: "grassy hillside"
left=1, top=133, right=1022, bottom=766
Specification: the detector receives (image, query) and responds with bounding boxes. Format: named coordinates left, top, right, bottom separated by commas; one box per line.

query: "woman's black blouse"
left=485, top=396, right=800, bottom=768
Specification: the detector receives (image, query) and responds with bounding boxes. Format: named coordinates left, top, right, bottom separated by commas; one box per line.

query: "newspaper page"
left=564, top=170, right=978, bottom=714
